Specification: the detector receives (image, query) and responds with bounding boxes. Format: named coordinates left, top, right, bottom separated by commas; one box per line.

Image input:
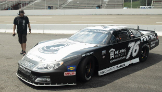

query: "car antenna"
left=137, top=25, right=139, bottom=30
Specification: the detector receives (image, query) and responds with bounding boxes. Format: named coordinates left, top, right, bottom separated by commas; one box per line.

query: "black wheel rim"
left=141, top=47, right=148, bottom=59
left=85, top=61, right=93, bottom=80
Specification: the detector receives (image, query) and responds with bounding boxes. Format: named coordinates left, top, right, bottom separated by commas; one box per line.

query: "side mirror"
left=116, top=38, right=121, bottom=43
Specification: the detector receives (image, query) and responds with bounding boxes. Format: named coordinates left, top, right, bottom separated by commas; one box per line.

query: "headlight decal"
left=19, top=59, right=36, bottom=70
left=33, top=61, right=64, bottom=71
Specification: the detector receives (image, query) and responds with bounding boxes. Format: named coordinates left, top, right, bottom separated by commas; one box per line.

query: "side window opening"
left=109, top=29, right=131, bottom=44
left=129, top=29, right=142, bottom=37
left=109, top=34, right=117, bottom=44
left=118, top=30, right=131, bottom=42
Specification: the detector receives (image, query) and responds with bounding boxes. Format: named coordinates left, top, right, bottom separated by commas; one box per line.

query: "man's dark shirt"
left=13, top=16, right=29, bottom=35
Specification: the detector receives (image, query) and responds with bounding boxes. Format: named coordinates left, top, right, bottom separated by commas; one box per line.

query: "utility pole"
left=146, top=0, right=147, bottom=6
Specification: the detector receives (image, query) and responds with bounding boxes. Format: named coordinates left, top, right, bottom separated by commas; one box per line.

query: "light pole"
left=86, top=0, right=87, bottom=8
left=131, top=0, right=132, bottom=8
left=123, top=0, right=124, bottom=8
left=100, top=0, right=102, bottom=9
left=33, top=0, right=34, bottom=10
left=58, top=0, right=59, bottom=9
left=45, top=0, right=46, bottom=9
left=146, top=0, right=147, bottom=6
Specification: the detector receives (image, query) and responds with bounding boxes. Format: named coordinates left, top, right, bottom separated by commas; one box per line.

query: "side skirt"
left=98, top=58, right=139, bottom=76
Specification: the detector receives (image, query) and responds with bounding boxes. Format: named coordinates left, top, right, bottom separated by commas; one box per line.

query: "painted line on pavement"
left=156, top=22, right=162, bottom=23
left=82, top=17, right=116, bottom=19
left=29, top=17, right=52, bottom=18
left=71, top=21, right=114, bottom=23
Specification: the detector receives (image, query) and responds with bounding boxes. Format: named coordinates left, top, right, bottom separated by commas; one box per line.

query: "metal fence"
left=0, top=0, right=34, bottom=10
left=0, top=0, right=125, bottom=10
left=124, top=0, right=153, bottom=9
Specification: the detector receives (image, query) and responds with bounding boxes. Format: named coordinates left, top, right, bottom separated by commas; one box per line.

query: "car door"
left=98, top=29, right=141, bottom=76
left=107, top=30, right=133, bottom=66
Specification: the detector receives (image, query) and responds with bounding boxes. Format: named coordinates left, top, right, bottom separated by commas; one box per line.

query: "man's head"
left=18, top=9, right=25, bottom=17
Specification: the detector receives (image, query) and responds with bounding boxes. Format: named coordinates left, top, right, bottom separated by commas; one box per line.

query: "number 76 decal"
left=126, top=41, right=140, bottom=59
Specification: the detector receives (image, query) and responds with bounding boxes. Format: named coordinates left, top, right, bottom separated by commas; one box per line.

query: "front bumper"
left=16, top=66, right=76, bottom=86
left=16, top=73, right=76, bottom=86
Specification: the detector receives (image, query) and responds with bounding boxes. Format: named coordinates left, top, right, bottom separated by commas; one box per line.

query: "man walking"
left=13, top=9, right=31, bottom=56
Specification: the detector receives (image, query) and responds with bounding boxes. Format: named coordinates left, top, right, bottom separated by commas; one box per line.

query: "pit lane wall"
left=0, top=9, right=162, bottom=15
left=0, top=24, right=162, bottom=36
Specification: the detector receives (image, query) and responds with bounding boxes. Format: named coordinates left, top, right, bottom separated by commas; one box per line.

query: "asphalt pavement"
left=0, top=33, right=161, bottom=92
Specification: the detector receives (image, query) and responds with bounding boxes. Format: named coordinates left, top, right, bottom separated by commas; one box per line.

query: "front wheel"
left=140, top=44, right=149, bottom=62
left=77, top=56, right=95, bottom=82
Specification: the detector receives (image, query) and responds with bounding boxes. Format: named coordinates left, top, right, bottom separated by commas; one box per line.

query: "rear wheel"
left=77, top=56, right=95, bottom=82
left=140, top=44, right=149, bottom=62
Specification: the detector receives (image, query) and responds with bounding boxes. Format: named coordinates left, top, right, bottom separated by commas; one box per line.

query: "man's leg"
left=20, top=44, right=23, bottom=54
left=21, top=44, right=23, bottom=50
left=22, top=35, right=27, bottom=56
left=18, top=33, right=23, bottom=54
left=22, top=43, right=26, bottom=52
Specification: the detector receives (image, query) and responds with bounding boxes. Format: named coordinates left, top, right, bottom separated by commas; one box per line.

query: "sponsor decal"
left=82, top=52, right=94, bottom=57
left=102, top=50, right=106, bottom=55
left=109, top=41, right=140, bottom=63
left=102, top=50, right=106, bottom=59
left=64, top=72, right=76, bottom=76
left=110, top=56, right=126, bottom=63
left=109, top=48, right=126, bottom=59
left=150, top=39, right=158, bottom=48
left=109, top=49, right=115, bottom=59
left=141, top=34, right=156, bottom=42
left=27, top=54, right=46, bottom=62
left=38, top=42, right=74, bottom=54
left=109, top=48, right=126, bottom=63
left=126, top=41, right=140, bottom=59
left=98, top=58, right=139, bottom=76
left=67, top=65, right=76, bottom=71
left=88, top=29, right=108, bottom=34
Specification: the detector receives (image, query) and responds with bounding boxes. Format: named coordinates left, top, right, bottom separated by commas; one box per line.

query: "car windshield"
left=69, top=29, right=110, bottom=44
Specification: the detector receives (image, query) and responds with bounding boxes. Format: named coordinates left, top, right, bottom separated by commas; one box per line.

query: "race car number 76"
left=126, top=41, right=140, bottom=59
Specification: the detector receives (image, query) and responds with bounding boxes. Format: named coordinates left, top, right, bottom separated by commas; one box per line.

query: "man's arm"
left=28, top=22, right=31, bottom=34
left=13, top=24, right=16, bottom=35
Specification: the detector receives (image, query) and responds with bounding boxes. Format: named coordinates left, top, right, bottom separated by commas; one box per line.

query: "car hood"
left=26, top=38, right=96, bottom=63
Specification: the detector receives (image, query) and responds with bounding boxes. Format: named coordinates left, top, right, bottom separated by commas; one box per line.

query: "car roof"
left=85, top=25, right=127, bottom=31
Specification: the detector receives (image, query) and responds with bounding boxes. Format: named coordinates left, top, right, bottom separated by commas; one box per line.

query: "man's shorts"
left=18, top=34, right=27, bottom=44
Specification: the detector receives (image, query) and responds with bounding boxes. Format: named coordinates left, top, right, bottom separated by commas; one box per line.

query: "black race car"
left=16, top=26, right=159, bottom=86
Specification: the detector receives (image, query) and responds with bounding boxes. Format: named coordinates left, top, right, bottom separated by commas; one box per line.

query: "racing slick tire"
left=77, top=56, right=95, bottom=82
left=139, top=43, right=149, bottom=62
